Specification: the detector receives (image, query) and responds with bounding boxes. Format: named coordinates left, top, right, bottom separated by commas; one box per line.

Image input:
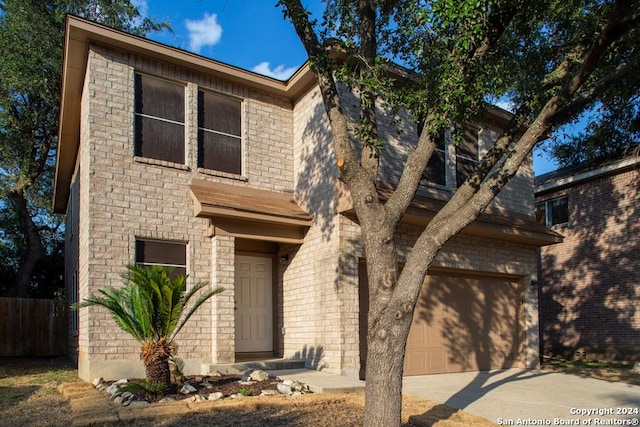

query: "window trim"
left=455, top=126, right=480, bottom=188
left=536, top=195, right=569, bottom=227
left=422, top=131, right=448, bottom=187
left=135, top=238, right=188, bottom=276
left=70, top=270, right=78, bottom=334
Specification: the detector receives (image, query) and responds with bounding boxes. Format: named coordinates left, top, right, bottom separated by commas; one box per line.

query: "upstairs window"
left=135, top=239, right=187, bottom=277
left=536, top=196, right=569, bottom=227
left=134, top=73, right=185, bottom=164
left=423, top=131, right=447, bottom=186
left=456, top=127, right=480, bottom=187
left=198, top=90, right=242, bottom=175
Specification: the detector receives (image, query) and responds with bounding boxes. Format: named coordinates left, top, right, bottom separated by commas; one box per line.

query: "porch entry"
left=235, top=255, right=273, bottom=353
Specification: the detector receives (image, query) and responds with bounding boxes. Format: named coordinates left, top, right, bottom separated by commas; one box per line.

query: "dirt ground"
left=3, top=357, right=638, bottom=427
left=59, top=381, right=497, bottom=427
left=2, top=357, right=496, bottom=426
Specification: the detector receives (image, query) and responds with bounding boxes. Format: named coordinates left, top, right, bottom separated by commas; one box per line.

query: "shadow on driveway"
left=403, top=368, right=640, bottom=424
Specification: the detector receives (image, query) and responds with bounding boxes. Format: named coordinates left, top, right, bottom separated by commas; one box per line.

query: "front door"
left=235, top=255, right=273, bottom=353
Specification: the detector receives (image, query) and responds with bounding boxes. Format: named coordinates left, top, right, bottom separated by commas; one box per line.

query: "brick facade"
left=56, top=18, right=548, bottom=381
left=536, top=160, right=640, bottom=360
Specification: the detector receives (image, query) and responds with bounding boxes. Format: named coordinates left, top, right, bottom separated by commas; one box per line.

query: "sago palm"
left=76, top=264, right=224, bottom=386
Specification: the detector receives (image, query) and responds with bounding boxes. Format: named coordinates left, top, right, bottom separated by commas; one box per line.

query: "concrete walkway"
left=268, top=368, right=365, bottom=394
left=270, top=368, right=640, bottom=425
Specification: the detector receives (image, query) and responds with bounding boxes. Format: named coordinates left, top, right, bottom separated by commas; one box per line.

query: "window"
left=423, top=131, right=446, bottom=186
left=135, top=239, right=187, bottom=277
left=70, top=271, right=78, bottom=334
left=134, top=73, right=185, bottom=163
left=198, top=90, right=242, bottom=174
left=456, top=127, right=480, bottom=187
left=536, top=196, right=569, bottom=227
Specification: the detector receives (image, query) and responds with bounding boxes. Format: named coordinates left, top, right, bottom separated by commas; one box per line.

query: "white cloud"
left=251, top=62, right=299, bottom=80
left=184, top=13, right=222, bottom=53
left=131, top=0, right=149, bottom=18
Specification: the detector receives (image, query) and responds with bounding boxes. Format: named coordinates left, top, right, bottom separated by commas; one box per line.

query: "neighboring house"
left=53, top=16, right=560, bottom=382
left=536, top=156, right=640, bottom=361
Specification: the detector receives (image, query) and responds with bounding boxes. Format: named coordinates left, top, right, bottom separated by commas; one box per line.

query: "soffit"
left=337, top=182, right=563, bottom=247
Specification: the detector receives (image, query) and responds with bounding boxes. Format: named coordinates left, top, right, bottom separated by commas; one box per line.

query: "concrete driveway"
left=403, top=368, right=640, bottom=425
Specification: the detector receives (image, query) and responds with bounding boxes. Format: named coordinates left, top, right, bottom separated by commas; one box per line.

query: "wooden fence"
left=0, top=297, right=68, bottom=356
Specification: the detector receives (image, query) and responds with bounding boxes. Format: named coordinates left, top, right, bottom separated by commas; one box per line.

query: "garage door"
left=359, top=265, right=525, bottom=377
left=405, top=270, right=525, bottom=375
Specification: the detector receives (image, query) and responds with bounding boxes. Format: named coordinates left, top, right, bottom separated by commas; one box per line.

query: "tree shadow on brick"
left=292, top=344, right=325, bottom=370
left=407, top=272, right=549, bottom=421
left=538, top=167, right=640, bottom=361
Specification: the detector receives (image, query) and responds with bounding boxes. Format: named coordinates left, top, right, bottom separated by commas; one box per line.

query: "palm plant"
left=75, top=264, right=223, bottom=386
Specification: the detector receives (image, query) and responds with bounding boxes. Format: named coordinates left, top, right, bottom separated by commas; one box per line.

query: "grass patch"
left=542, top=356, right=640, bottom=386
left=0, top=357, right=77, bottom=426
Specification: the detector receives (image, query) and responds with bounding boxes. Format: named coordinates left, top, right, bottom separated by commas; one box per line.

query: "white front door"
left=235, top=255, right=273, bottom=353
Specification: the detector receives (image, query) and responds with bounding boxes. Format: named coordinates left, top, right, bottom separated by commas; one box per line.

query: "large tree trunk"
left=360, top=222, right=419, bottom=427
left=7, top=189, right=46, bottom=298
left=363, top=290, right=415, bottom=426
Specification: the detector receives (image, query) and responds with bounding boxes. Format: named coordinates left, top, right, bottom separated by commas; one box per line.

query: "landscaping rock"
left=238, top=380, right=255, bottom=386
left=249, top=370, right=270, bottom=381
left=128, top=400, right=150, bottom=408
left=283, top=379, right=305, bottom=391
left=115, top=378, right=128, bottom=385
left=208, top=392, right=224, bottom=401
left=179, top=383, right=197, bottom=395
left=106, top=384, right=120, bottom=400
left=277, top=383, right=292, bottom=395
left=259, top=390, right=278, bottom=396
left=188, top=395, right=206, bottom=402
left=121, top=392, right=134, bottom=404
left=158, top=397, right=176, bottom=404
left=92, top=377, right=104, bottom=388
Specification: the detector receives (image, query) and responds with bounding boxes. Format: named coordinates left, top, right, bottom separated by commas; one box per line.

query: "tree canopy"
left=277, top=1, right=640, bottom=425
left=0, top=0, right=169, bottom=297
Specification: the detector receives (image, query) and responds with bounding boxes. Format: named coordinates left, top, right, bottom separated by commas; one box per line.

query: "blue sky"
left=136, top=0, right=559, bottom=175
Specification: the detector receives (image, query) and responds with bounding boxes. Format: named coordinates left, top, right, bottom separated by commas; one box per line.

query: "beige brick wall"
left=73, top=43, right=296, bottom=380
left=288, top=85, right=539, bottom=375
left=71, top=41, right=538, bottom=380
left=285, top=86, right=344, bottom=373
left=210, top=235, right=235, bottom=362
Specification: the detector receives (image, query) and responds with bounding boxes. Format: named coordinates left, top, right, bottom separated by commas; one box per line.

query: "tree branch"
left=358, top=0, right=380, bottom=182
left=384, top=119, right=438, bottom=225
left=394, top=0, right=638, bottom=305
